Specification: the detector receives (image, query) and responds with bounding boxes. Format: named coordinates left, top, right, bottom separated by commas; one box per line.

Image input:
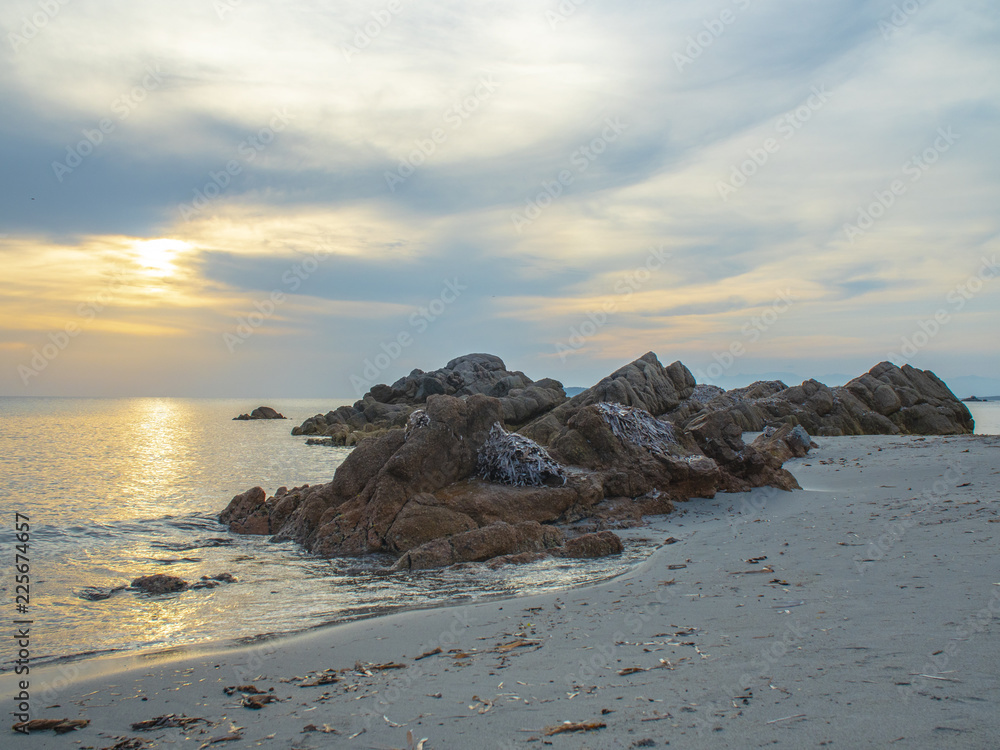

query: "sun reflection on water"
left=2, top=397, right=651, bottom=666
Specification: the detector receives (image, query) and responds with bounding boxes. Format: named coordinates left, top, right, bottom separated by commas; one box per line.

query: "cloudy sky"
left=2, top=0, right=998, bottom=398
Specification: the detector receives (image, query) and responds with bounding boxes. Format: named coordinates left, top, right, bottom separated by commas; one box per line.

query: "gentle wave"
left=1, top=397, right=653, bottom=669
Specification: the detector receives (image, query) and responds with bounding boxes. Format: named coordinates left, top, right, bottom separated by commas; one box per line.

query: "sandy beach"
left=7, top=433, right=1000, bottom=749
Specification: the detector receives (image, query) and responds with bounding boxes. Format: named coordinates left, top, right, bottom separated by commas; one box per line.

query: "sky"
left=1, top=0, right=998, bottom=398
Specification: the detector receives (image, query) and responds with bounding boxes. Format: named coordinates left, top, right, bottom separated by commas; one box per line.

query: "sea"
left=1, top=397, right=997, bottom=670
left=0, top=398, right=653, bottom=670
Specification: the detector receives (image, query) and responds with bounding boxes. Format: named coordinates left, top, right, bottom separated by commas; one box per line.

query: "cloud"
left=1, top=0, right=998, bottom=395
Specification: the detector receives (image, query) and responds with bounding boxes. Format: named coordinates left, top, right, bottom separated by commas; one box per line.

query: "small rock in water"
left=79, top=584, right=127, bottom=601
left=234, top=406, right=286, bottom=420
left=191, top=572, right=238, bottom=589
left=130, top=574, right=190, bottom=595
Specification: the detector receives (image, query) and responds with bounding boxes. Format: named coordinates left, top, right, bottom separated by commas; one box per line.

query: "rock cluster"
left=234, top=406, right=286, bottom=420
left=79, top=573, right=238, bottom=600
left=668, top=362, right=974, bottom=436
left=292, top=353, right=567, bottom=445
left=222, top=354, right=805, bottom=569
left=220, top=352, right=971, bottom=570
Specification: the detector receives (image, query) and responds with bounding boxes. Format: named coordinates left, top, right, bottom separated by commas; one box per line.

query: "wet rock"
left=191, top=572, right=238, bottom=589
left=305, top=437, right=335, bottom=446
left=78, top=585, right=127, bottom=601
left=485, top=551, right=550, bottom=569
left=391, top=521, right=565, bottom=571
left=130, top=574, right=189, bottom=594
left=219, top=487, right=271, bottom=535
left=560, top=531, right=624, bottom=559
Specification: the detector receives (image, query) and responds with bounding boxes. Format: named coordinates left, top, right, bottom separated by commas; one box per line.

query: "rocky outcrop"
left=293, top=353, right=567, bottom=445
left=221, top=355, right=812, bottom=569
left=671, top=362, right=973, bottom=437
left=218, top=487, right=271, bottom=535
left=519, top=352, right=695, bottom=446
left=234, top=406, right=286, bottom=420
left=220, top=353, right=970, bottom=571
left=118, top=573, right=237, bottom=598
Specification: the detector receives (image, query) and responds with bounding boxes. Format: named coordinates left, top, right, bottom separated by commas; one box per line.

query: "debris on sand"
left=543, top=720, right=607, bottom=736
left=13, top=718, right=90, bottom=734
left=131, top=714, right=206, bottom=730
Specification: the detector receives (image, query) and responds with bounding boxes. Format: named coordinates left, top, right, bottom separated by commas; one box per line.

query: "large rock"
left=671, top=362, right=973, bottom=437
left=751, top=424, right=816, bottom=464
left=520, top=352, right=695, bottom=445
left=219, top=486, right=271, bottom=534
left=292, top=353, right=567, bottom=443
left=390, top=521, right=566, bottom=571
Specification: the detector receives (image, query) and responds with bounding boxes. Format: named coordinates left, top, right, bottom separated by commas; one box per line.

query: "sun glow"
left=133, top=239, right=192, bottom=277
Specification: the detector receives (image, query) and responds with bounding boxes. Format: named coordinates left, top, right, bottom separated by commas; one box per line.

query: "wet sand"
left=6, top=434, right=1000, bottom=748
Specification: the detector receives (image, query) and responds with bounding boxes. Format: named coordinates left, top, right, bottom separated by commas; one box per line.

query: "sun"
left=133, top=238, right=191, bottom=277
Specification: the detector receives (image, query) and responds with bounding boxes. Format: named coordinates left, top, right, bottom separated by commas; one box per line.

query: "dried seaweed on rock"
left=404, top=409, right=431, bottom=440
left=597, top=402, right=680, bottom=456
left=477, top=422, right=566, bottom=486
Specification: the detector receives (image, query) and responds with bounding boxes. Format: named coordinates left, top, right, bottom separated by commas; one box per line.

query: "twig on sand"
left=543, top=721, right=607, bottom=736
left=495, top=639, right=542, bottom=653
left=766, top=714, right=806, bottom=725
left=198, top=732, right=242, bottom=748
left=131, top=715, right=206, bottom=730
left=13, top=719, right=90, bottom=734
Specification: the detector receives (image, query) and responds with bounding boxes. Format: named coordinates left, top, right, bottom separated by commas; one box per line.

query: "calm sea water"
left=966, top=401, right=1000, bottom=435
left=0, top=398, right=652, bottom=669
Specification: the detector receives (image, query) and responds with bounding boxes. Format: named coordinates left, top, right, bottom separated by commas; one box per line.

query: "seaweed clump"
left=597, top=402, right=679, bottom=456
left=477, top=422, right=566, bottom=487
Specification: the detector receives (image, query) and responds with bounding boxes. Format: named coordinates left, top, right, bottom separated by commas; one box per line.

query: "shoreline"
left=4, top=534, right=661, bottom=677
left=9, top=556, right=654, bottom=682
left=6, top=434, right=1000, bottom=747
